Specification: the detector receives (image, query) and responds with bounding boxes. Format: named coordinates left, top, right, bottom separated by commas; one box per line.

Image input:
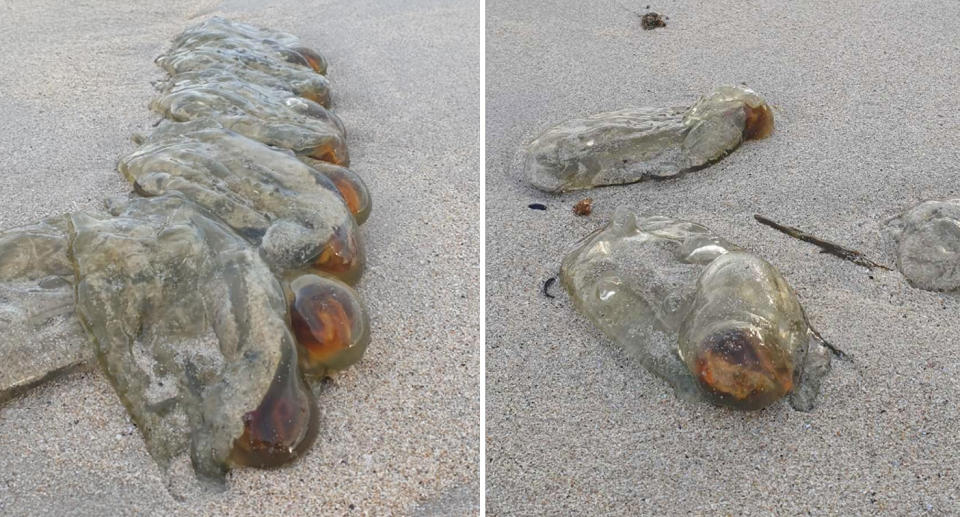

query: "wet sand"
left=486, top=1, right=959, bottom=514
left=0, top=0, right=479, bottom=514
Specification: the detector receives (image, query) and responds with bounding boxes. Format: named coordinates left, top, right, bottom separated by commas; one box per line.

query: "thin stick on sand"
left=754, top=214, right=892, bottom=271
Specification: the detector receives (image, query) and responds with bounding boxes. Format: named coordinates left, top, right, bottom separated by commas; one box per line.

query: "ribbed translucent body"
left=561, top=208, right=831, bottom=411
left=523, top=86, right=774, bottom=192
left=0, top=18, right=373, bottom=489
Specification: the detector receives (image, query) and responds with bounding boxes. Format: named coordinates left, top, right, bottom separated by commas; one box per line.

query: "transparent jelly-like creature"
left=170, top=17, right=329, bottom=75
left=158, top=58, right=332, bottom=107
left=156, top=18, right=333, bottom=107
left=151, top=77, right=348, bottom=163
left=119, top=120, right=364, bottom=280
left=78, top=195, right=314, bottom=482
left=151, top=17, right=350, bottom=164
left=887, top=199, right=960, bottom=292
left=0, top=17, right=374, bottom=489
left=561, top=207, right=831, bottom=411
left=0, top=217, right=92, bottom=401
left=522, top=86, right=774, bottom=192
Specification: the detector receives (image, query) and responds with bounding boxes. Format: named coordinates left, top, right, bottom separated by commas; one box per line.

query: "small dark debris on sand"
left=619, top=3, right=668, bottom=29
left=641, top=12, right=666, bottom=30
left=528, top=203, right=547, bottom=210
left=543, top=276, right=557, bottom=298
left=572, top=198, right=593, bottom=216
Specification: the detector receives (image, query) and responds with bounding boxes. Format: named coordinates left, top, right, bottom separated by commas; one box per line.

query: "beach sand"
left=0, top=0, right=479, bottom=515
left=486, top=1, right=958, bottom=514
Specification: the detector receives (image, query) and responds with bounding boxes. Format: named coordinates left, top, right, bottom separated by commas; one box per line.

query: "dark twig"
left=799, top=306, right=851, bottom=361
left=809, top=325, right=850, bottom=361
left=754, top=214, right=892, bottom=271
left=542, top=276, right=557, bottom=299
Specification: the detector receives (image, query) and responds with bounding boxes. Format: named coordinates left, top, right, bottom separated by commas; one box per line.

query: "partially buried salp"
left=560, top=208, right=832, bottom=411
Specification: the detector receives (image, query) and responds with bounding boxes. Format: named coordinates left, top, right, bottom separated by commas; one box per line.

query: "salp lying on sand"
left=887, top=199, right=960, bottom=292
left=560, top=208, right=832, bottom=411
left=0, top=17, right=373, bottom=491
left=522, top=85, right=774, bottom=192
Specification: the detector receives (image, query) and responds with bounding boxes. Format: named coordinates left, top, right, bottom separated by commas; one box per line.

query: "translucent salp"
left=522, top=86, right=774, bottom=192
left=561, top=207, right=830, bottom=411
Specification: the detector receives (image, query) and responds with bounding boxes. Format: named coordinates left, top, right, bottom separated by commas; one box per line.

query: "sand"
left=486, top=1, right=959, bottom=515
left=0, top=1, right=479, bottom=515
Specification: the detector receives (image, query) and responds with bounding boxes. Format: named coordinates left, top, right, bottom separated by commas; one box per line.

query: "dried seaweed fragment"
left=572, top=198, right=593, bottom=216
left=522, top=85, right=774, bottom=192
left=560, top=207, right=831, bottom=411
left=887, top=199, right=960, bottom=292
left=641, top=12, right=667, bottom=30
left=755, top=214, right=891, bottom=271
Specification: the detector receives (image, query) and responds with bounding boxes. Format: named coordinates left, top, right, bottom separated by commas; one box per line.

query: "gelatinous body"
left=118, top=120, right=362, bottom=275
left=71, top=195, right=314, bottom=479
left=678, top=253, right=807, bottom=409
left=289, top=274, right=370, bottom=376
left=230, top=347, right=317, bottom=468
left=887, top=199, right=960, bottom=292
left=170, top=17, right=329, bottom=75
left=522, top=86, right=774, bottom=192
left=561, top=207, right=830, bottom=410
left=312, top=223, right=365, bottom=284
left=0, top=18, right=374, bottom=486
left=151, top=78, right=348, bottom=162
left=300, top=157, right=372, bottom=224
left=157, top=18, right=332, bottom=106
left=0, top=217, right=91, bottom=401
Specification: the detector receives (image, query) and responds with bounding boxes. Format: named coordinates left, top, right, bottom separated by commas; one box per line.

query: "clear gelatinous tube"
left=311, top=217, right=366, bottom=284
left=229, top=345, right=317, bottom=469
left=887, top=199, right=960, bottom=292
left=156, top=18, right=332, bottom=106
left=0, top=217, right=92, bottom=401
left=522, top=86, right=774, bottom=192
left=160, top=63, right=332, bottom=107
left=678, top=252, right=807, bottom=409
left=169, top=17, right=329, bottom=75
left=71, top=195, right=309, bottom=480
left=118, top=120, right=362, bottom=275
left=561, top=207, right=830, bottom=411
left=151, top=78, right=348, bottom=163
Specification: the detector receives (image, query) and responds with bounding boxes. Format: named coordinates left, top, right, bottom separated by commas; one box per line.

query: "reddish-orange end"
left=743, top=104, right=775, bottom=140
